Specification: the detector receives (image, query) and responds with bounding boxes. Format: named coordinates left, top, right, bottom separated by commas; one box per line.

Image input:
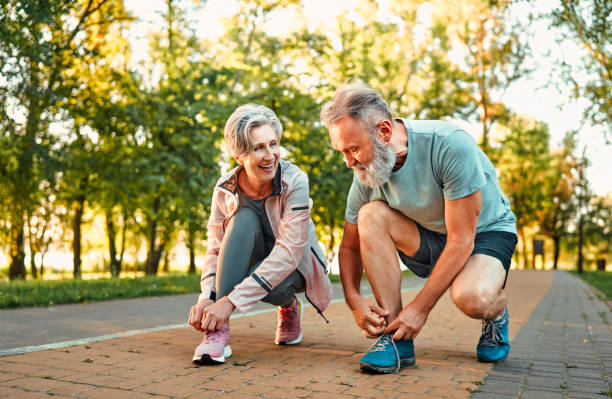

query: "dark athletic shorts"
left=397, top=224, right=518, bottom=288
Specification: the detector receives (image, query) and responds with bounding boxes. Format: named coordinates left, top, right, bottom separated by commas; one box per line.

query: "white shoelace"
left=369, top=334, right=401, bottom=374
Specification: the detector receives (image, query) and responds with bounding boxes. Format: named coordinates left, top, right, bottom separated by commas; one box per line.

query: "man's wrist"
left=344, top=292, right=363, bottom=309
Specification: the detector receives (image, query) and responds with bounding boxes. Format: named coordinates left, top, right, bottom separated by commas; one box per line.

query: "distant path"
left=0, top=276, right=425, bottom=355
left=470, top=271, right=612, bottom=398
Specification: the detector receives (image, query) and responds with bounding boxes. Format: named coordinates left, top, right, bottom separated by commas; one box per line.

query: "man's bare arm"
left=386, top=190, right=481, bottom=339
left=338, top=220, right=363, bottom=307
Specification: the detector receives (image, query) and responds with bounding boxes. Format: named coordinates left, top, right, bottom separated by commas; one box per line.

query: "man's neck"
left=391, top=119, right=408, bottom=172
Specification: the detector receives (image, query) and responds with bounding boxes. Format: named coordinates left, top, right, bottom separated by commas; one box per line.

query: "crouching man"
left=321, top=82, right=517, bottom=373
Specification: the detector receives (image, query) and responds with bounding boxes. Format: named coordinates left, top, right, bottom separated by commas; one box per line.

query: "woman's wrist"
left=221, top=295, right=236, bottom=311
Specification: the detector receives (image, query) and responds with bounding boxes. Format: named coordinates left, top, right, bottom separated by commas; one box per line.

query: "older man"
left=321, top=82, right=517, bottom=374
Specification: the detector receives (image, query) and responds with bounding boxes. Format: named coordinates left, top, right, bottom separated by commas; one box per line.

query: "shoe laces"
left=480, top=317, right=504, bottom=347
left=368, top=333, right=401, bottom=374
left=279, top=301, right=298, bottom=325
left=279, top=305, right=294, bottom=322
left=204, top=327, right=226, bottom=344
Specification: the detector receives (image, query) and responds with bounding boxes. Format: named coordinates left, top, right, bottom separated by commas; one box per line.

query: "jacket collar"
left=218, top=163, right=283, bottom=196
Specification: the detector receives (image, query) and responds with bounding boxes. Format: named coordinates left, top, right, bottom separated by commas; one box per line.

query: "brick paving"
left=470, top=271, right=612, bottom=399
left=0, top=270, right=607, bottom=398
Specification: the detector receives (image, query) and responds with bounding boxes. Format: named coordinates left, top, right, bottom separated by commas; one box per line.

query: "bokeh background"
left=0, top=0, right=610, bottom=282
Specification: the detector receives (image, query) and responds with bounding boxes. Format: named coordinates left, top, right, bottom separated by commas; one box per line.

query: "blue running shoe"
left=359, top=333, right=415, bottom=374
left=477, top=308, right=510, bottom=362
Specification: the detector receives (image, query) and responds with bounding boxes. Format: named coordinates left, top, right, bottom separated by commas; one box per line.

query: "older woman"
left=188, top=104, right=333, bottom=364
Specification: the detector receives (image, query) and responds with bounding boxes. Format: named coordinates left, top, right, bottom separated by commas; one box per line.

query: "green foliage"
left=536, top=131, right=580, bottom=268
left=498, top=115, right=552, bottom=267
left=0, top=0, right=607, bottom=283
left=0, top=0, right=132, bottom=279
left=437, top=0, right=531, bottom=152
left=551, top=0, right=612, bottom=130
left=0, top=274, right=201, bottom=309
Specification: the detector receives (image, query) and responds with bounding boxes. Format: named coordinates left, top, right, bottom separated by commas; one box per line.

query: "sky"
left=125, top=0, right=611, bottom=196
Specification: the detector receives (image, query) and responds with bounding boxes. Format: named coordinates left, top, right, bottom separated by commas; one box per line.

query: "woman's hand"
left=188, top=298, right=213, bottom=332
left=200, top=296, right=236, bottom=333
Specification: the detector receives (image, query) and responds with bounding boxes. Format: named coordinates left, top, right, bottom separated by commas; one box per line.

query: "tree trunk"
left=29, top=247, right=38, bottom=279
left=106, top=210, right=120, bottom=277
left=119, top=211, right=127, bottom=271
left=9, top=223, right=26, bottom=280
left=519, top=227, right=528, bottom=269
left=577, top=213, right=584, bottom=273
left=146, top=197, right=160, bottom=275
left=73, top=195, right=85, bottom=279
left=552, top=236, right=560, bottom=269
left=39, top=251, right=46, bottom=277
left=27, top=216, right=38, bottom=279
left=147, top=243, right=165, bottom=275
left=187, top=226, right=196, bottom=274
left=162, top=250, right=169, bottom=273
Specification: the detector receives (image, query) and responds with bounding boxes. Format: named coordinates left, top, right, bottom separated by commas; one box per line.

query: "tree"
left=551, top=0, right=611, bottom=130
left=498, top=115, right=552, bottom=268
left=136, top=0, right=224, bottom=274
left=537, top=131, right=579, bottom=269
left=435, top=0, right=531, bottom=153
left=0, top=0, right=130, bottom=279
left=574, top=149, right=591, bottom=273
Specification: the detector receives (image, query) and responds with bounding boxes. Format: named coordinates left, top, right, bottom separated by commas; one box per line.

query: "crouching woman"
left=188, top=104, right=332, bottom=364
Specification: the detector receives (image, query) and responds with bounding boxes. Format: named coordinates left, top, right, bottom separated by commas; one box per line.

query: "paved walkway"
left=471, top=271, right=612, bottom=399
left=0, top=270, right=609, bottom=398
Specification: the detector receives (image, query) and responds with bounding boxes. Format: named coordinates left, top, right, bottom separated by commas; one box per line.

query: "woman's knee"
left=225, top=207, right=262, bottom=238
left=227, top=207, right=258, bottom=226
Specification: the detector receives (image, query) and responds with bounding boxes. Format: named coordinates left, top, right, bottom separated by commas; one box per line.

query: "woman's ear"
left=235, top=155, right=243, bottom=166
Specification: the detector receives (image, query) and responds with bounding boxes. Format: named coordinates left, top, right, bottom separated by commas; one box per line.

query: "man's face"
left=329, top=116, right=396, bottom=187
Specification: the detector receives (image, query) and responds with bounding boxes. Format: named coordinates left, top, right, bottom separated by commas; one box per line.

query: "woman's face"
left=237, top=124, right=280, bottom=186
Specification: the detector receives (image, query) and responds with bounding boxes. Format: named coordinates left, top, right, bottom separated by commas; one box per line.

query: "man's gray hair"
left=320, top=82, right=393, bottom=134
left=224, top=104, right=283, bottom=158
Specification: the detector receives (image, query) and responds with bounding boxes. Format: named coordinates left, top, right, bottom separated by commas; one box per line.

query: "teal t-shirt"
left=345, top=119, right=517, bottom=234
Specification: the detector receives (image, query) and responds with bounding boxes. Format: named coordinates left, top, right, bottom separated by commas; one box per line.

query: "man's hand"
left=200, top=296, right=235, bottom=333
left=188, top=298, right=214, bottom=332
left=350, top=296, right=389, bottom=338
left=385, top=301, right=428, bottom=340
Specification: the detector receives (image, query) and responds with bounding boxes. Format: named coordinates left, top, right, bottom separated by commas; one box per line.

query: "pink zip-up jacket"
left=199, top=159, right=333, bottom=316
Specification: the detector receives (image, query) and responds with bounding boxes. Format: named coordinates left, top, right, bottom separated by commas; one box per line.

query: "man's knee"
left=357, top=201, right=392, bottom=235
left=450, top=282, right=500, bottom=318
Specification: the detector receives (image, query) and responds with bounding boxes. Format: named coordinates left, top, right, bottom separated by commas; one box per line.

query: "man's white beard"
left=353, top=136, right=397, bottom=188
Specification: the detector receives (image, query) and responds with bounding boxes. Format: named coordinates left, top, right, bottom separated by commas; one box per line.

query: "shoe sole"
left=277, top=332, right=302, bottom=345
left=275, top=298, right=304, bottom=345
left=477, top=353, right=508, bottom=363
left=192, top=345, right=232, bottom=365
left=360, top=356, right=416, bottom=374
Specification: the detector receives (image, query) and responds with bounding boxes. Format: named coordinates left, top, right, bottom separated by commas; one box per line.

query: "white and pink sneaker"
left=192, top=324, right=231, bottom=364
left=275, top=297, right=303, bottom=345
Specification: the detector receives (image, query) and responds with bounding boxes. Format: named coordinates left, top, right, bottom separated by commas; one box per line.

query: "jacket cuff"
left=199, top=290, right=216, bottom=303
left=227, top=290, right=254, bottom=314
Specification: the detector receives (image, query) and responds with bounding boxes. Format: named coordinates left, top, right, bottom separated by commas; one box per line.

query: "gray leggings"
left=216, top=207, right=306, bottom=307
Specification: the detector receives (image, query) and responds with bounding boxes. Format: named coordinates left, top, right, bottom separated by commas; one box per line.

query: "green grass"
left=0, top=270, right=414, bottom=309
left=0, top=274, right=202, bottom=309
left=571, top=270, right=612, bottom=302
